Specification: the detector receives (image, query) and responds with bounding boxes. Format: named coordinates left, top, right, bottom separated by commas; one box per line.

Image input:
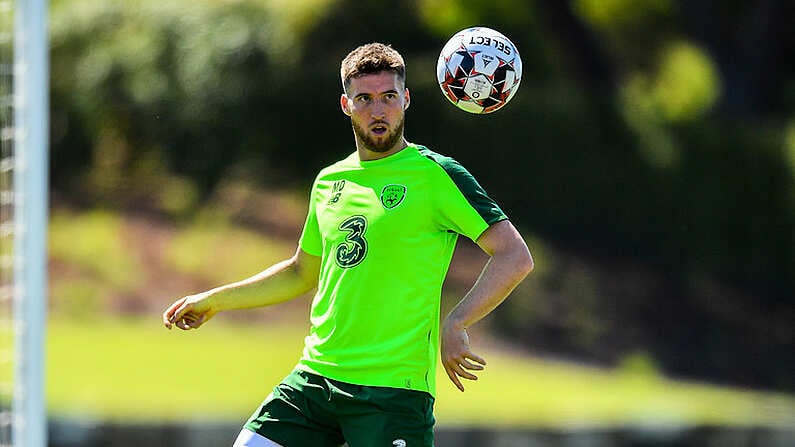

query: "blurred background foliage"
left=47, top=0, right=793, bottom=391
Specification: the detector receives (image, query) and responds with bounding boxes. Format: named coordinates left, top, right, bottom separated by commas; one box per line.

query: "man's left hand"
left=440, top=322, right=486, bottom=392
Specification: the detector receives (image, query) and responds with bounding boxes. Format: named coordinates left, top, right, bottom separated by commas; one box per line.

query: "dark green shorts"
left=243, top=370, right=435, bottom=447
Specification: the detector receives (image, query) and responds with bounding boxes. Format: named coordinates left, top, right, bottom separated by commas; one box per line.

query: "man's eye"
left=356, top=96, right=372, bottom=104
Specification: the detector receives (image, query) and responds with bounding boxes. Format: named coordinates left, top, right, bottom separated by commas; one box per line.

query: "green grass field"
left=41, top=208, right=795, bottom=428
left=46, top=316, right=795, bottom=429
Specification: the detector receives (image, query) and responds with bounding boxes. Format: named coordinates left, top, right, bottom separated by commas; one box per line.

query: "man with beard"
left=162, top=43, right=533, bottom=447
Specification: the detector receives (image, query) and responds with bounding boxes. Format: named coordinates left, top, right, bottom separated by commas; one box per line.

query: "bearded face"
left=342, top=71, right=410, bottom=159
left=350, top=113, right=405, bottom=153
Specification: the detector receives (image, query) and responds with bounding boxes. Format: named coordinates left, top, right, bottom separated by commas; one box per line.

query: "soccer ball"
left=436, top=27, right=522, bottom=114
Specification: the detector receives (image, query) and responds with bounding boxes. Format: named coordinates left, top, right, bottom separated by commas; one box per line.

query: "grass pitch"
left=46, top=316, right=795, bottom=429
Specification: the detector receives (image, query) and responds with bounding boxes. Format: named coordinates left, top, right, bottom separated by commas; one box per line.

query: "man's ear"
left=404, top=87, right=411, bottom=111
left=340, top=94, right=352, bottom=116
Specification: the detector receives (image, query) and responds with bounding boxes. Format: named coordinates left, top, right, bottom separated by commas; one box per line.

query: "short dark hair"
left=340, top=43, right=406, bottom=93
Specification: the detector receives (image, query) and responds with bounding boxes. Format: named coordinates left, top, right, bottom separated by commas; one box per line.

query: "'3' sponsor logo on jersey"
left=392, top=440, right=407, bottom=447
left=335, top=215, right=368, bottom=268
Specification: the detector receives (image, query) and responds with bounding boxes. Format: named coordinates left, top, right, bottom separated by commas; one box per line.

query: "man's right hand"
left=162, top=293, right=217, bottom=330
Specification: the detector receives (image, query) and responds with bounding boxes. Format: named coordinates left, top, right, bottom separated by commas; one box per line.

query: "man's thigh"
left=342, top=413, right=434, bottom=447
left=336, top=383, right=435, bottom=447
left=243, top=372, right=345, bottom=447
left=233, top=429, right=283, bottom=447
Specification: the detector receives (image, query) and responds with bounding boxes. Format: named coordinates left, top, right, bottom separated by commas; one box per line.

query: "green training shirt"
left=296, top=143, right=507, bottom=396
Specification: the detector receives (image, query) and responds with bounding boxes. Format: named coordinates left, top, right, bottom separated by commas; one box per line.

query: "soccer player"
left=162, top=42, right=533, bottom=447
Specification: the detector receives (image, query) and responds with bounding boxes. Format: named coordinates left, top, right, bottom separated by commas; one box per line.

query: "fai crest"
left=380, top=184, right=406, bottom=209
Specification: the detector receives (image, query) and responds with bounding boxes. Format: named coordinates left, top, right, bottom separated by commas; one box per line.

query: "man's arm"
left=441, top=220, right=533, bottom=391
left=162, top=247, right=321, bottom=330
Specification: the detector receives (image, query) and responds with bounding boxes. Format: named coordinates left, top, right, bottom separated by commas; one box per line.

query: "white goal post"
left=5, top=0, right=48, bottom=446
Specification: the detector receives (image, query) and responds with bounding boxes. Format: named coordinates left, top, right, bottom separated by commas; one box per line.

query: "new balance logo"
left=392, top=440, right=406, bottom=447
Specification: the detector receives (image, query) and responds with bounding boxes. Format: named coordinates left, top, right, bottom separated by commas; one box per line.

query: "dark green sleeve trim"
left=419, top=146, right=507, bottom=225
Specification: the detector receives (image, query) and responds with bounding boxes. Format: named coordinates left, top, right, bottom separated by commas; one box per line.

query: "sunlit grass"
left=164, top=213, right=294, bottom=285
left=46, top=317, right=795, bottom=428
left=47, top=316, right=308, bottom=422
left=49, top=209, right=144, bottom=290
left=42, top=208, right=795, bottom=429
left=434, top=351, right=795, bottom=429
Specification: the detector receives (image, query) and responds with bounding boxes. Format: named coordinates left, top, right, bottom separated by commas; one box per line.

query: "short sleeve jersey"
left=296, top=143, right=506, bottom=396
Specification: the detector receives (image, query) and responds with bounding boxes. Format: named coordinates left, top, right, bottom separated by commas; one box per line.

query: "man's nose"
left=370, top=104, right=386, bottom=119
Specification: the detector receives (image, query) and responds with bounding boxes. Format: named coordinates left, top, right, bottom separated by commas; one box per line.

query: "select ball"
left=436, top=27, right=522, bottom=114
